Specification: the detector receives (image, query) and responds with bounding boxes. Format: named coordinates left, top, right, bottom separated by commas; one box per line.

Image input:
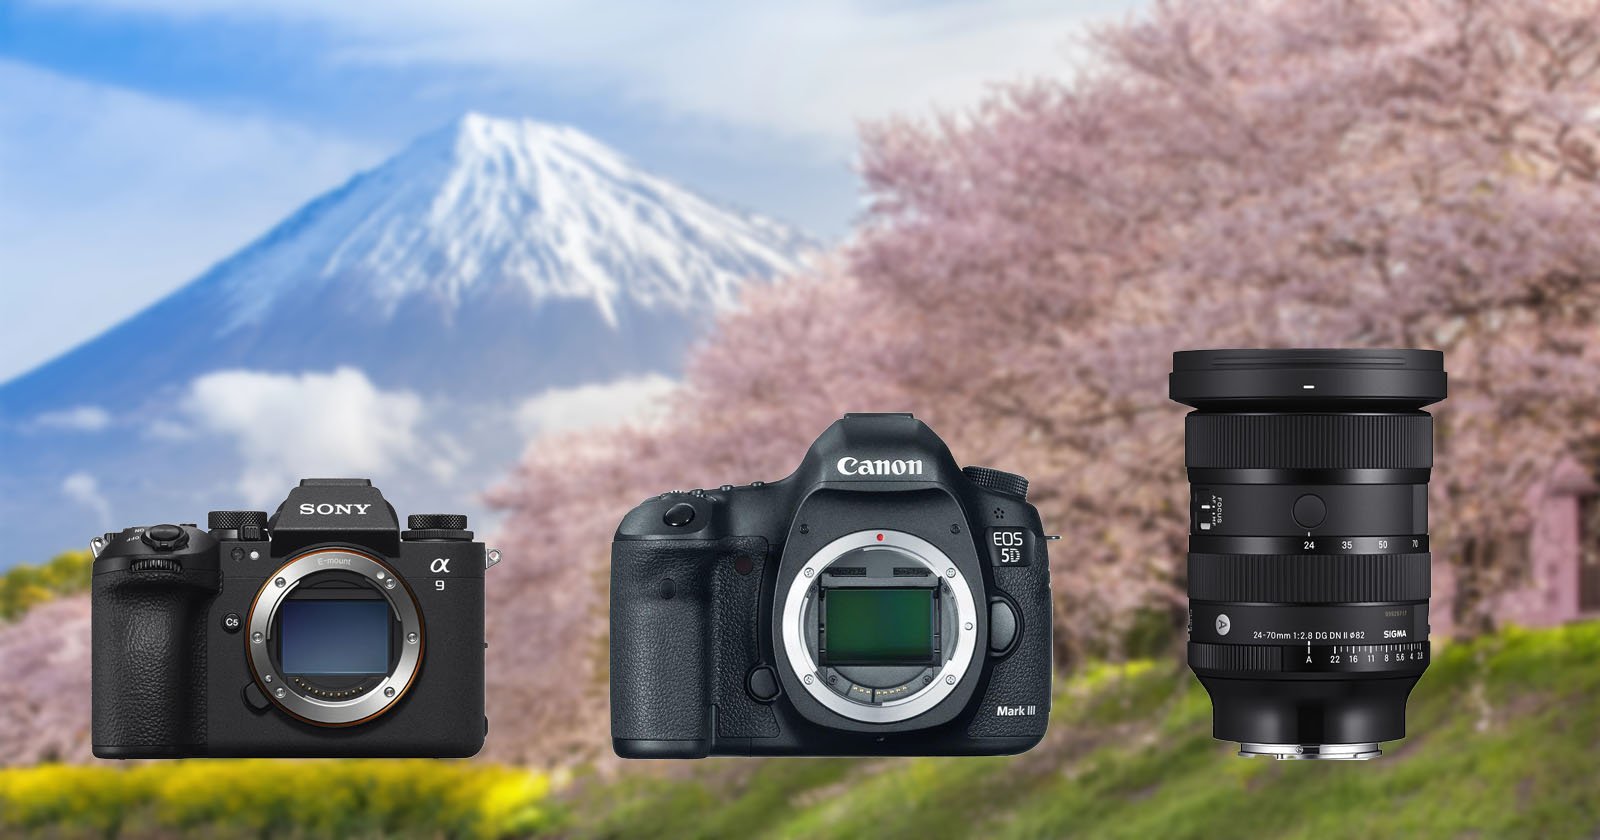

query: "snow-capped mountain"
left=0, top=113, right=815, bottom=566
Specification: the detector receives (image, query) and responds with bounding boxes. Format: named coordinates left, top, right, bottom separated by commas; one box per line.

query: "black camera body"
left=610, top=413, right=1052, bottom=758
left=90, top=479, right=493, bottom=759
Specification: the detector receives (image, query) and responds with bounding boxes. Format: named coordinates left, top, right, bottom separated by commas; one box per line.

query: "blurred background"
left=2, top=0, right=1599, bottom=837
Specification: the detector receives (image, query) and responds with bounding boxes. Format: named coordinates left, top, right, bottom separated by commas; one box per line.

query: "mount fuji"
left=0, top=113, right=815, bottom=566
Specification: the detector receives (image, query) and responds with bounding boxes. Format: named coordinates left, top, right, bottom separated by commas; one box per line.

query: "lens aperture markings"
left=1290, top=642, right=1430, bottom=673
left=1189, top=641, right=1429, bottom=675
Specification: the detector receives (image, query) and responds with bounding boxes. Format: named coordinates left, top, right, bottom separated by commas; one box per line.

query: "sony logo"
left=996, top=704, right=1037, bottom=717
left=299, top=503, right=372, bottom=516
left=836, top=456, right=925, bottom=477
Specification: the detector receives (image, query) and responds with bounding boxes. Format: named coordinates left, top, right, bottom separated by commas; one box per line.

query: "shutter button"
left=663, top=503, right=697, bottom=527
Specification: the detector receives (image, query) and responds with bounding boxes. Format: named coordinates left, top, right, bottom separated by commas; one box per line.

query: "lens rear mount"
left=1239, top=742, right=1382, bottom=761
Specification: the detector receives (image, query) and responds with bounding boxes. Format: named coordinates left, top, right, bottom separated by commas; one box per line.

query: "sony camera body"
left=90, top=479, right=493, bottom=759
left=610, top=413, right=1052, bottom=758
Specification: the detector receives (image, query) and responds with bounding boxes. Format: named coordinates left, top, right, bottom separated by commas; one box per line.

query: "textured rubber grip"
left=91, top=569, right=217, bottom=756
left=609, top=537, right=772, bottom=755
left=1188, top=553, right=1430, bottom=604
left=1185, top=413, right=1433, bottom=470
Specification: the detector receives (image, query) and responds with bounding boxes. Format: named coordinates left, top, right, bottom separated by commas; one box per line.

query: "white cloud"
left=0, top=59, right=379, bottom=382
left=25, top=0, right=1137, bottom=146
left=28, top=406, right=112, bottom=432
left=516, top=374, right=676, bottom=438
left=62, top=471, right=112, bottom=528
left=181, top=367, right=456, bottom=504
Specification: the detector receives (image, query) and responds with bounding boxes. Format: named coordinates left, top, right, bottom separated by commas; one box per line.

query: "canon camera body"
left=610, top=413, right=1053, bottom=758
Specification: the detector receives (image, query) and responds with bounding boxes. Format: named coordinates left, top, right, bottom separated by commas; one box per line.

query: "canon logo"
left=298, top=503, right=372, bottom=516
left=836, top=457, right=925, bottom=477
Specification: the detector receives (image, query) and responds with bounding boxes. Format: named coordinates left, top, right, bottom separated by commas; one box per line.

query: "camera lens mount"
left=780, top=529, right=979, bottom=724
left=245, top=548, right=424, bottom=727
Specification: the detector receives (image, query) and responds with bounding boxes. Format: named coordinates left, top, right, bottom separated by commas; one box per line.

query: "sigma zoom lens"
left=1170, top=349, right=1445, bottom=760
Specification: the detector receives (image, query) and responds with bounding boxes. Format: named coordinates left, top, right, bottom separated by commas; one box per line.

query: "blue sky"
left=0, top=0, right=1143, bottom=382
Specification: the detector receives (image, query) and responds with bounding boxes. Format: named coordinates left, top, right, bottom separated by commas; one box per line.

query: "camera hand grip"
left=609, top=539, right=719, bottom=757
left=610, top=537, right=770, bottom=758
left=91, top=569, right=217, bottom=757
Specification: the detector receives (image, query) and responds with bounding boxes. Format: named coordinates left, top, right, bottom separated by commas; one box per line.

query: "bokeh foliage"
left=0, top=550, right=91, bottom=620
left=0, top=760, right=549, bottom=839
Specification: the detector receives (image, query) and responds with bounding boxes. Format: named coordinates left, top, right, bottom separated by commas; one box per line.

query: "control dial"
left=403, top=513, right=472, bottom=541
left=408, top=514, right=468, bottom=530
left=208, top=510, right=268, bottom=531
left=962, top=466, right=1029, bottom=500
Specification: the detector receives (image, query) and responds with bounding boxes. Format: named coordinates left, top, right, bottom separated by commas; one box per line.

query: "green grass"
left=557, top=624, right=1600, bottom=840
left=3, top=623, right=1596, bottom=839
left=0, top=550, right=92, bottom=620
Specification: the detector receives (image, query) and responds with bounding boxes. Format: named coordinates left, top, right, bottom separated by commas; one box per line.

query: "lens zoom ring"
left=1189, top=643, right=1283, bottom=672
left=1189, top=553, right=1430, bottom=603
left=1185, top=414, right=1432, bottom=470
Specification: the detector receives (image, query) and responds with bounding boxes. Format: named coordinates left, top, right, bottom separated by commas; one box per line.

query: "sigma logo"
left=836, top=456, right=925, bottom=477
left=996, top=705, right=1037, bottom=717
left=299, top=503, right=372, bottom=516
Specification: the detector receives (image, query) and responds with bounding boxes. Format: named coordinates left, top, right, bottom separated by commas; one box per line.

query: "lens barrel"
left=1171, top=349, right=1445, bottom=760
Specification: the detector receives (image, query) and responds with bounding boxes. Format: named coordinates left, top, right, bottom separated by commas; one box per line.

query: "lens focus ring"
left=1188, top=553, right=1431, bottom=604
left=1185, top=414, right=1433, bottom=470
left=1188, top=644, right=1283, bottom=673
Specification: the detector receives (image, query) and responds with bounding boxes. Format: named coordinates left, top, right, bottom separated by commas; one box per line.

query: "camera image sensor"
left=1170, top=349, right=1445, bottom=760
left=278, top=600, right=391, bottom=676
left=821, top=588, right=937, bottom=666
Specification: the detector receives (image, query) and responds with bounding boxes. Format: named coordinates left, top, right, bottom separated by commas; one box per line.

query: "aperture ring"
left=1189, top=553, right=1430, bottom=604
left=1185, top=413, right=1432, bottom=470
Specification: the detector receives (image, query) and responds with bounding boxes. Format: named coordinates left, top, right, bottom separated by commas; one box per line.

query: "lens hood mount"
left=1170, top=349, right=1446, bottom=410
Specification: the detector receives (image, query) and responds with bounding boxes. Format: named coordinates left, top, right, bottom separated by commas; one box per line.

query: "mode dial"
left=208, top=510, right=268, bottom=531
left=962, top=466, right=1030, bottom=500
